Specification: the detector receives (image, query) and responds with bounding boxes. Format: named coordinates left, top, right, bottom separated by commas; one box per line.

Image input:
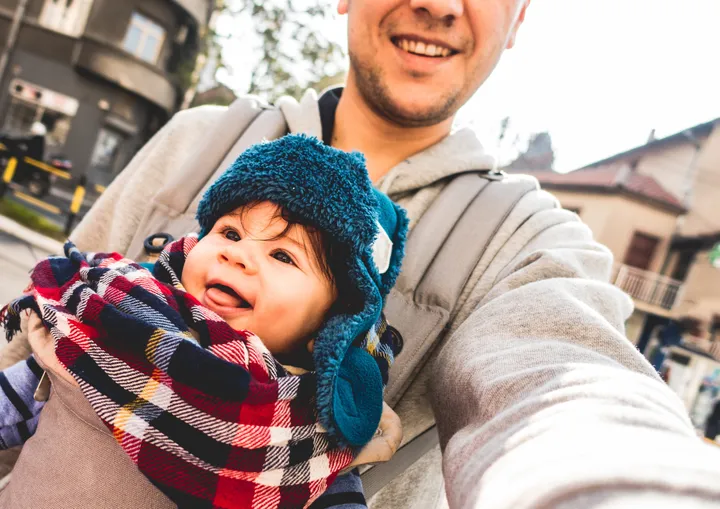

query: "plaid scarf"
left=2, top=237, right=363, bottom=509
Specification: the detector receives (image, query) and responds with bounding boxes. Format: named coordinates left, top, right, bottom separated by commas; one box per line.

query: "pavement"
left=2, top=180, right=96, bottom=231
left=0, top=216, right=60, bottom=306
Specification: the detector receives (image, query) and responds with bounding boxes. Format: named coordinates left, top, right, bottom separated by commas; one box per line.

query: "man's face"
left=182, top=202, right=337, bottom=355
left=339, top=0, right=529, bottom=127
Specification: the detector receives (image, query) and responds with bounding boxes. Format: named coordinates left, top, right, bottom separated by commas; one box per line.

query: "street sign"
left=9, top=79, right=79, bottom=116
left=710, top=243, right=720, bottom=269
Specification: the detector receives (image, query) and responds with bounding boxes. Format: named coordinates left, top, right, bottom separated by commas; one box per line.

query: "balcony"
left=612, top=264, right=684, bottom=312
left=74, top=35, right=177, bottom=113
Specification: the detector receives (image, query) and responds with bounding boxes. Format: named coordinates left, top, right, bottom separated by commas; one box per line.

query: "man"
left=3, top=0, right=720, bottom=507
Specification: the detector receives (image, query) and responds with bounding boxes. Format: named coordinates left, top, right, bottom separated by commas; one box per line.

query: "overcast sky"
left=219, top=0, right=720, bottom=171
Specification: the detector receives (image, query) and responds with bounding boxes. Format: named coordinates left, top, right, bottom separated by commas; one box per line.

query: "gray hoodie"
left=12, top=90, right=720, bottom=508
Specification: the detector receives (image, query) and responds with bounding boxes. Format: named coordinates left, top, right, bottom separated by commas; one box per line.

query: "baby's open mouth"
left=208, top=283, right=252, bottom=309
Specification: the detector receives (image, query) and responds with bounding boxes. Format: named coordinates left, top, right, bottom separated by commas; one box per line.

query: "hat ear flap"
left=332, top=346, right=384, bottom=447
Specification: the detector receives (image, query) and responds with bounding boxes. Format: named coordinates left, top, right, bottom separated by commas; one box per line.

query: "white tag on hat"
left=372, top=220, right=393, bottom=274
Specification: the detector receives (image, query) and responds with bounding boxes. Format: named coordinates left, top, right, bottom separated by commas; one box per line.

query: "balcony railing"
left=612, top=264, right=684, bottom=310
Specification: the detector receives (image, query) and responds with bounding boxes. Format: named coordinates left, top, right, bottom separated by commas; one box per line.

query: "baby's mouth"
left=207, top=283, right=252, bottom=309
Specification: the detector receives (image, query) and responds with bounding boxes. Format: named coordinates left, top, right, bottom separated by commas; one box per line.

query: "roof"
left=514, top=163, right=686, bottom=213
left=582, top=118, right=718, bottom=169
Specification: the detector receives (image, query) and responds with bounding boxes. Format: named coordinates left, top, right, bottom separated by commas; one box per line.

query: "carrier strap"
left=364, top=172, right=537, bottom=498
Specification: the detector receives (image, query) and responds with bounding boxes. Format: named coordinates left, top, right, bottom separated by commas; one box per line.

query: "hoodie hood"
left=376, top=128, right=495, bottom=196
left=277, top=88, right=496, bottom=197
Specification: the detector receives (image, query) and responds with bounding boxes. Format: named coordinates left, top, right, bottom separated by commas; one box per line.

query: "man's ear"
left=506, top=0, right=530, bottom=49
left=338, top=0, right=349, bottom=15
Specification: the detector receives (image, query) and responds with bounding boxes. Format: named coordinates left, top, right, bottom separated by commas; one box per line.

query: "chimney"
left=647, top=129, right=657, bottom=143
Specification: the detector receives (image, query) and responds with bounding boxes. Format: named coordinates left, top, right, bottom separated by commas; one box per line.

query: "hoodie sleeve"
left=430, top=197, right=720, bottom=508
left=0, top=357, right=45, bottom=449
left=310, top=470, right=367, bottom=509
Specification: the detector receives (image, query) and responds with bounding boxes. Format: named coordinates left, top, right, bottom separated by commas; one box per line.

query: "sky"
left=218, top=0, right=720, bottom=171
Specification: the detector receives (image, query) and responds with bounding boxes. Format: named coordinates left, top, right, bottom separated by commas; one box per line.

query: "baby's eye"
left=271, top=250, right=295, bottom=266
left=222, top=228, right=241, bottom=242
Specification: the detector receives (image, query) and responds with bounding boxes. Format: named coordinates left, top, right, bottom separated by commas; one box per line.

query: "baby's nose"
left=222, top=243, right=258, bottom=273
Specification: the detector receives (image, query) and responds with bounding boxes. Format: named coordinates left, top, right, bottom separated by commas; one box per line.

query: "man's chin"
left=378, top=97, right=459, bottom=128
left=392, top=98, right=458, bottom=126
left=364, top=81, right=461, bottom=127
left=350, top=58, right=462, bottom=128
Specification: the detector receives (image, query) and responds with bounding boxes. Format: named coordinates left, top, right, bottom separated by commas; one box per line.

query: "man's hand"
left=349, top=402, right=403, bottom=468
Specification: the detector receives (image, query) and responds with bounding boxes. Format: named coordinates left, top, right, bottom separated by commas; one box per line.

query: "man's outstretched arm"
left=431, top=204, right=720, bottom=508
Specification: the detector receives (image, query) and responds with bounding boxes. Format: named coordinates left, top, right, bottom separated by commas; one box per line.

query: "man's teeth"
left=396, top=39, right=451, bottom=57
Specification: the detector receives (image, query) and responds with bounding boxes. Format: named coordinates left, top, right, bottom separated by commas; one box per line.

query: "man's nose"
left=409, top=0, right=464, bottom=20
left=221, top=242, right=258, bottom=274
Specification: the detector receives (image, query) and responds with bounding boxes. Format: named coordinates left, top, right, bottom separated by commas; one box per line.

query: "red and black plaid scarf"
left=3, top=237, right=355, bottom=508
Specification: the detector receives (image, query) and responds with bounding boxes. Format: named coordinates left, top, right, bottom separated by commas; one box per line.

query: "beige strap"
left=366, top=173, right=537, bottom=496
left=394, top=174, right=490, bottom=293
left=385, top=174, right=536, bottom=405
left=361, top=426, right=439, bottom=499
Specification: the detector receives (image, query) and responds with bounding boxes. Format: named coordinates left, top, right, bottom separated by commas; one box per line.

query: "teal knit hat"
left=196, top=134, right=408, bottom=447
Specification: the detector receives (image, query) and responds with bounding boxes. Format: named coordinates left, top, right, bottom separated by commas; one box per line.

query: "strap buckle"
left=143, top=232, right=174, bottom=255
left=482, top=169, right=506, bottom=181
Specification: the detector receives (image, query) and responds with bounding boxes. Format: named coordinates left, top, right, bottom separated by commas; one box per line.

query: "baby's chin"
left=222, top=315, right=252, bottom=332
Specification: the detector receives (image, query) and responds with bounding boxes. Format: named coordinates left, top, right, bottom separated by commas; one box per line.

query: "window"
left=624, top=232, right=660, bottom=270
left=123, top=13, right=166, bottom=64
left=39, top=0, right=94, bottom=37
left=89, top=127, right=125, bottom=185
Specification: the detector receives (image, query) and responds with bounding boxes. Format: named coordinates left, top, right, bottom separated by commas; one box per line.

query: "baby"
left=0, top=134, right=407, bottom=509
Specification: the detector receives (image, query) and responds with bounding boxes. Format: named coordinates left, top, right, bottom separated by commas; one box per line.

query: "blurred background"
left=0, top=0, right=718, bottom=437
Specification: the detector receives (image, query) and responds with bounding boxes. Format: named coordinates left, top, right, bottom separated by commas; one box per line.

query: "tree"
left=215, top=0, right=345, bottom=102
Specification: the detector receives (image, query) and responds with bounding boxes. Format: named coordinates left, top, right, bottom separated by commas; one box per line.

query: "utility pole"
left=0, top=0, right=31, bottom=86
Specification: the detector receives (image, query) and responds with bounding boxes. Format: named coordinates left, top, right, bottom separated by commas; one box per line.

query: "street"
left=3, top=182, right=96, bottom=231
left=0, top=229, right=52, bottom=306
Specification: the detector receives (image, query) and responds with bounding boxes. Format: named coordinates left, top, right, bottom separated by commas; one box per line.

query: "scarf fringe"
left=0, top=296, right=38, bottom=342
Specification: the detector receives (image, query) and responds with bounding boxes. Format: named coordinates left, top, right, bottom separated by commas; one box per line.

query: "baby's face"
left=182, top=202, right=337, bottom=354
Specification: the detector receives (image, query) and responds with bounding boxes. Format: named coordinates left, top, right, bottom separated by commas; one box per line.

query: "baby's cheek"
left=181, top=251, right=203, bottom=295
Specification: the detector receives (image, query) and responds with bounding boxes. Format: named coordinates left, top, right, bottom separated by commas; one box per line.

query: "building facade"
left=513, top=119, right=720, bottom=356
left=0, top=0, right=211, bottom=187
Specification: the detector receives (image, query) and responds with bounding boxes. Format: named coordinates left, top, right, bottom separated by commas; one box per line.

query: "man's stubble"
left=348, top=51, right=462, bottom=129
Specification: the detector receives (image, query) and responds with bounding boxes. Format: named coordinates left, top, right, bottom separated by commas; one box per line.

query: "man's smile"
left=390, top=35, right=459, bottom=58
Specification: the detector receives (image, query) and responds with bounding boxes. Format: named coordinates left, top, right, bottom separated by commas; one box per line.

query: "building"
left=509, top=118, right=720, bottom=353
left=0, top=0, right=212, bottom=187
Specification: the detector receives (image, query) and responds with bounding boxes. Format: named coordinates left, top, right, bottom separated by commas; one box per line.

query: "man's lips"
left=390, top=35, right=460, bottom=58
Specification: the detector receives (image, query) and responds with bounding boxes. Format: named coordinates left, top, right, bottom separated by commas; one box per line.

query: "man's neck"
left=330, top=83, right=453, bottom=183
